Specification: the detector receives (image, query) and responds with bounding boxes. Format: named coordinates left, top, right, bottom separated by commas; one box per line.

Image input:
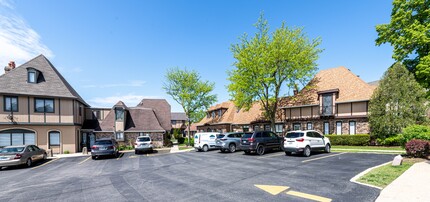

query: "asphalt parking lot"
left=0, top=149, right=395, bottom=202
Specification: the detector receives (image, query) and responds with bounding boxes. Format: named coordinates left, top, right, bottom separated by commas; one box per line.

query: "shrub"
left=118, top=145, right=134, bottom=151
left=405, top=139, right=430, bottom=158
left=325, top=134, right=370, bottom=146
left=184, top=138, right=194, bottom=147
left=173, top=128, right=182, bottom=140
left=400, top=125, right=430, bottom=147
left=377, top=134, right=403, bottom=146
left=177, top=137, right=185, bottom=144
left=63, top=150, right=70, bottom=154
left=165, top=140, right=173, bottom=147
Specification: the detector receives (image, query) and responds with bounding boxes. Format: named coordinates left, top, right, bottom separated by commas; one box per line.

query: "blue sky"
left=0, top=0, right=395, bottom=112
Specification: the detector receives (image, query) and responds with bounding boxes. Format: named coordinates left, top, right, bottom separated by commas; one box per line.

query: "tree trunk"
left=187, top=120, right=191, bottom=147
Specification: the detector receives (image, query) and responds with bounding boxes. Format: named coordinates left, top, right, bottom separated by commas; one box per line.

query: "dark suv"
left=91, top=138, right=119, bottom=160
left=240, top=131, right=283, bottom=155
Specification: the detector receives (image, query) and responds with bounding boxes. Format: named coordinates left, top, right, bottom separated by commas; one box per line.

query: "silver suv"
left=215, top=132, right=250, bottom=153
left=283, top=130, right=331, bottom=157
left=134, top=136, right=153, bottom=154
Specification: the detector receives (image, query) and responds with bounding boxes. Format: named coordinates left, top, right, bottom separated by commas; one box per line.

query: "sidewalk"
left=170, top=144, right=194, bottom=153
left=376, top=160, right=430, bottom=202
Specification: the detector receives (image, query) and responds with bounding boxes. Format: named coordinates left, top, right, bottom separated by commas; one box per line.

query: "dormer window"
left=28, top=70, right=36, bottom=83
left=211, top=111, right=215, bottom=118
left=115, top=108, right=124, bottom=121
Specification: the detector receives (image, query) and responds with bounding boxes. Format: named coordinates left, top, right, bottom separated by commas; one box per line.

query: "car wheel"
left=285, top=151, right=292, bottom=156
left=92, top=156, right=96, bottom=160
left=244, top=151, right=250, bottom=155
left=135, top=150, right=139, bottom=155
left=220, top=149, right=225, bottom=153
left=256, top=145, right=265, bottom=155
left=229, top=144, right=236, bottom=153
left=202, top=145, right=209, bottom=152
left=303, top=146, right=311, bottom=157
left=26, top=158, right=32, bottom=167
left=325, top=144, right=331, bottom=153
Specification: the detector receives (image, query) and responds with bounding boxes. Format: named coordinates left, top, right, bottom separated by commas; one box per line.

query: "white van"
left=194, top=132, right=223, bottom=152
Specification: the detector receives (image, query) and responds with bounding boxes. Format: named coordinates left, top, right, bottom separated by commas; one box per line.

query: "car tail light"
left=284, top=137, right=287, bottom=141
left=221, top=138, right=227, bottom=141
left=248, top=138, right=255, bottom=143
left=91, top=146, right=98, bottom=150
left=14, top=154, right=22, bottom=159
left=149, top=141, right=152, bottom=144
left=296, top=138, right=304, bottom=142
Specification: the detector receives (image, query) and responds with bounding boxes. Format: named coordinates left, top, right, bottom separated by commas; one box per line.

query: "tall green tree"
left=228, top=15, right=322, bottom=130
left=369, top=63, right=428, bottom=139
left=376, top=0, right=430, bottom=91
left=163, top=67, right=217, bottom=145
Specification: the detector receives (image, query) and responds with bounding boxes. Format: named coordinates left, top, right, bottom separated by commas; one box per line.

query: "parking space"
left=0, top=150, right=394, bottom=201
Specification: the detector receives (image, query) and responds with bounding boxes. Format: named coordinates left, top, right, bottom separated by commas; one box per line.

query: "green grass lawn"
left=332, top=145, right=404, bottom=151
left=178, top=144, right=194, bottom=150
left=357, top=158, right=423, bottom=188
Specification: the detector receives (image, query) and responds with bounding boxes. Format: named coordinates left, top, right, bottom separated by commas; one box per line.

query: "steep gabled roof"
left=171, top=112, right=187, bottom=121
left=137, top=99, right=172, bottom=131
left=97, top=107, right=165, bottom=132
left=197, top=101, right=263, bottom=126
left=0, top=54, right=89, bottom=106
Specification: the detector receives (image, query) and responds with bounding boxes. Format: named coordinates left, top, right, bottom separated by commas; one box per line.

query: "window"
left=218, top=109, right=222, bottom=117
left=293, top=123, right=301, bottom=130
left=336, top=121, right=342, bottom=135
left=212, top=111, right=215, bottom=118
left=242, top=125, right=249, bottom=132
left=264, top=125, right=271, bottom=131
left=115, top=109, right=124, bottom=121
left=4, top=96, right=18, bottom=112
left=275, top=124, right=283, bottom=133
left=0, top=129, right=35, bottom=146
left=28, top=71, right=36, bottom=83
left=253, top=125, right=260, bottom=132
left=307, top=122, right=313, bottom=130
left=324, top=122, right=329, bottom=135
left=322, top=94, right=333, bottom=115
left=116, top=132, right=124, bottom=140
left=79, top=106, right=82, bottom=116
left=93, top=110, right=101, bottom=120
left=49, top=131, right=60, bottom=146
left=35, top=98, right=54, bottom=113
left=171, top=120, right=176, bottom=125
left=349, top=121, right=356, bottom=135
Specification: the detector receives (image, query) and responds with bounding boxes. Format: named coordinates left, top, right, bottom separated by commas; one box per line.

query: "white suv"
left=134, top=136, right=153, bottom=154
left=283, top=130, right=331, bottom=157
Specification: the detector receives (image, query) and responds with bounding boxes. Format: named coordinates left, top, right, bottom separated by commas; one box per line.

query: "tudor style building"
left=197, top=66, right=376, bottom=136
left=0, top=55, right=88, bottom=154
left=0, top=55, right=172, bottom=153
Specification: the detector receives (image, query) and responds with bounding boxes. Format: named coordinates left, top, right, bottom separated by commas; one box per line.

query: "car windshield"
left=242, top=133, right=253, bottom=138
left=94, top=140, right=112, bottom=145
left=0, top=147, right=25, bottom=153
left=286, top=132, right=304, bottom=138
left=138, top=137, right=150, bottom=142
left=217, top=134, right=225, bottom=138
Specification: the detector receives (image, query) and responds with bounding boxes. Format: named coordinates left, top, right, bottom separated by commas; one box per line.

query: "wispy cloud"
left=83, top=80, right=146, bottom=88
left=89, top=93, right=162, bottom=107
left=0, top=0, right=53, bottom=70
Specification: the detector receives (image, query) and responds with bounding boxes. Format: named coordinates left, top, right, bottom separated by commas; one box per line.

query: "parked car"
left=134, top=136, right=153, bottom=154
left=194, top=132, right=223, bottom=152
left=91, top=138, right=119, bottom=159
left=216, top=132, right=250, bottom=153
left=240, top=131, right=284, bottom=155
left=0, top=145, right=47, bottom=169
left=283, top=130, right=331, bottom=157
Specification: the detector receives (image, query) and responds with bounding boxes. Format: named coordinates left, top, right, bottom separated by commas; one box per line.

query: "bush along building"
left=198, top=67, right=376, bottom=136
left=0, top=55, right=172, bottom=153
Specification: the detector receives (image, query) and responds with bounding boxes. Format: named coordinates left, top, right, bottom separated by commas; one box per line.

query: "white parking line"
left=301, top=153, right=345, bottom=163
left=257, top=152, right=286, bottom=159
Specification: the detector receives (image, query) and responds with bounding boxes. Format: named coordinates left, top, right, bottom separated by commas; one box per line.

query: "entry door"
left=336, top=122, right=342, bottom=135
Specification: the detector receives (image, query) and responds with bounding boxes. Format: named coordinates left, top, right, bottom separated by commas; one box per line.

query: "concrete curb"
left=350, top=161, right=392, bottom=190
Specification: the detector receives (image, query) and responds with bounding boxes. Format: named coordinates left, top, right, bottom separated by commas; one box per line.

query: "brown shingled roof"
left=98, top=107, right=165, bottom=132
left=197, top=101, right=263, bottom=126
left=137, top=99, right=172, bottom=131
left=0, top=54, right=89, bottom=106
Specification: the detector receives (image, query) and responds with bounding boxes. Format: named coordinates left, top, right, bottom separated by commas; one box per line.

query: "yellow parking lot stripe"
left=78, top=156, right=91, bottom=165
left=31, top=158, right=59, bottom=170
left=301, top=153, right=345, bottom=163
left=254, top=185, right=290, bottom=195
left=117, top=153, right=125, bottom=160
left=287, top=191, right=332, bottom=202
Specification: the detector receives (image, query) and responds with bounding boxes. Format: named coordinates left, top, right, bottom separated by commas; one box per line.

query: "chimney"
left=4, top=61, right=15, bottom=74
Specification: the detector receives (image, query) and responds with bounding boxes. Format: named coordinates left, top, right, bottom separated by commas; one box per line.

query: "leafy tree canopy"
left=228, top=14, right=322, bottom=129
left=376, top=0, right=430, bottom=90
left=369, top=63, right=428, bottom=139
left=163, top=67, right=217, bottom=124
